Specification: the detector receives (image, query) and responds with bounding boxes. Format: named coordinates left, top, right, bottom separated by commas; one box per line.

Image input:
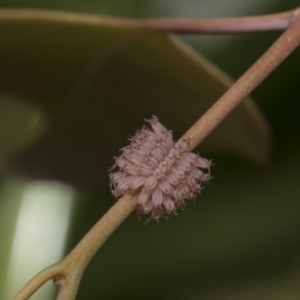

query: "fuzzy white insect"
left=110, top=116, right=211, bottom=222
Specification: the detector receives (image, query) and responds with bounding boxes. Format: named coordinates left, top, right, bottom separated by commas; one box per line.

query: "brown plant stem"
left=12, top=7, right=300, bottom=300
left=57, top=192, right=138, bottom=295
left=184, top=8, right=300, bottom=151
left=11, top=264, right=62, bottom=300
left=12, top=193, right=137, bottom=300
left=141, top=10, right=295, bottom=34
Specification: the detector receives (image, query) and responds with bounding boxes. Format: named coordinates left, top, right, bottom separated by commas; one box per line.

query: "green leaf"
left=0, top=0, right=140, bottom=17
left=0, top=9, right=269, bottom=188
left=0, top=95, right=45, bottom=164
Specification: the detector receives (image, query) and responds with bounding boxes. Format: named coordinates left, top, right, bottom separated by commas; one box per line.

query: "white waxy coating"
left=110, top=116, right=211, bottom=222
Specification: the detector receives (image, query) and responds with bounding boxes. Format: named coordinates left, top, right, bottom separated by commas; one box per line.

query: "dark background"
left=1, top=1, right=300, bottom=299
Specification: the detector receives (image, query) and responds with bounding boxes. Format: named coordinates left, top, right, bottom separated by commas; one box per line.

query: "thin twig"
left=184, top=8, right=300, bottom=151
left=55, top=192, right=138, bottom=300
left=63, top=192, right=138, bottom=278
left=140, top=10, right=295, bottom=34
left=12, top=7, right=300, bottom=300
left=12, top=193, right=138, bottom=300
left=12, top=264, right=62, bottom=300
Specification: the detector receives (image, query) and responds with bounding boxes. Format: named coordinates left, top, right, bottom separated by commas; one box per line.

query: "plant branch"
left=12, top=264, right=62, bottom=300
left=141, top=9, right=295, bottom=34
left=12, top=193, right=138, bottom=300
left=184, top=8, right=300, bottom=151
left=12, top=7, right=300, bottom=300
left=62, top=192, right=138, bottom=278
left=55, top=192, right=138, bottom=299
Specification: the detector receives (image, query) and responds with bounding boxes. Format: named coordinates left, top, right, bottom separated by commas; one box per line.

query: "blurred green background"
left=1, top=0, right=300, bottom=299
